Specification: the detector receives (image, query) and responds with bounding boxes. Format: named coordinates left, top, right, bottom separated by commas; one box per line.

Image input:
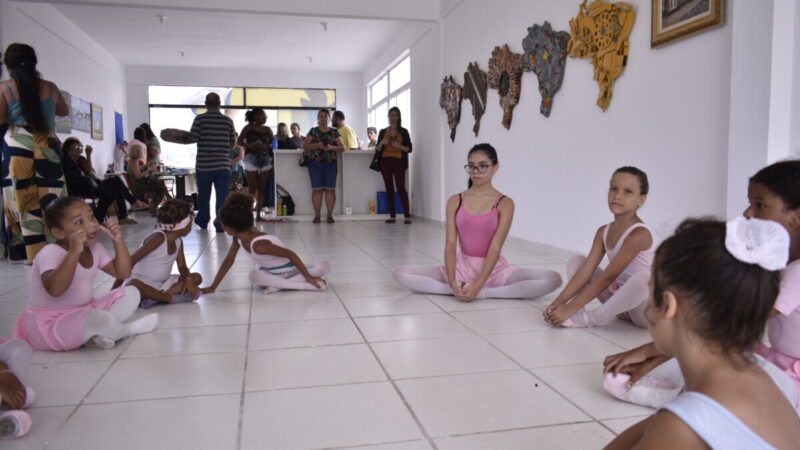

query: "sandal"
left=326, top=217, right=335, bottom=224
left=385, top=218, right=396, bottom=224
left=313, top=217, right=321, bottom=224
left=404, top=218, right=412, bottom=225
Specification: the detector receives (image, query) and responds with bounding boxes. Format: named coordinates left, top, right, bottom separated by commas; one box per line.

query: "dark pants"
left=196, top=170, right=230, bottom=228
left=263, top=167, right=275, bottom=208
left=379, top=157, right=410, bottom=217
left=69, top=177, right=131, bottom=221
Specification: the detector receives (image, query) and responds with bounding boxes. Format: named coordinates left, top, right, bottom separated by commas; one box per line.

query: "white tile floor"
left=0, top=214, right=654, bottom=449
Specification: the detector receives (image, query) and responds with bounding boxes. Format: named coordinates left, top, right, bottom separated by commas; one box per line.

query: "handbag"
left=369, top=150, right=382, bottom=172
left=298, top=150, right=310, bottom=167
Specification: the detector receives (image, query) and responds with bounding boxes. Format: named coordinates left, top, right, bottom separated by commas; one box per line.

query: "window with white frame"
left=368, top=53, right=411, bottom=133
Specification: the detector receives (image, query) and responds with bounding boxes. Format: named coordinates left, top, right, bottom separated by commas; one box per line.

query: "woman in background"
left=0, top=43, right=69, bottom=262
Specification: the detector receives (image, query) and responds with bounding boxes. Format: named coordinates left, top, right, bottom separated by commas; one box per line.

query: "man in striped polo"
left=183, top=93, right=236, bottom=232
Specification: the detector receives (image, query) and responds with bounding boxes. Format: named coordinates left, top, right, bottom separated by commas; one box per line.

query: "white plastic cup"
left=345, top=206, right=353, bottom=216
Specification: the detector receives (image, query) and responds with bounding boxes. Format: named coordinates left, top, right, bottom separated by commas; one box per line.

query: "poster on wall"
left=71, top=96, right=91, bottom=133
left=91, top=104, right=103, bottom=140
left=651, top=0, right=725, bottom=48
left=55, top=90, right=72, bottom=134
left=114, top=112, right=124, bottom=146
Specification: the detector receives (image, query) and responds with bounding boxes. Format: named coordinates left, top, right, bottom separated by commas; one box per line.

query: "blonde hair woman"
left=127, top=131, right=168, bottom=215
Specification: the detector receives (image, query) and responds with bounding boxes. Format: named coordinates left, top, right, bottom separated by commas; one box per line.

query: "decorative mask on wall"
left=487, top=44, right=523, bottom=129
left=439, top=75, right=463, bottom=142
left=568, top=0, right=636, bottom=111
left=521, top=21, right=571, bottom=118
left=462, top=62, right=488, bottom=136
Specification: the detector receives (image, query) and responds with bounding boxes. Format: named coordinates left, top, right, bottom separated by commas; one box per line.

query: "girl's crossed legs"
left=393, top=265, right=562, bottom=299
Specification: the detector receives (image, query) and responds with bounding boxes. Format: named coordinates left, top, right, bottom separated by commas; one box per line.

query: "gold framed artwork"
left=90, top=103, right=103, bottom=140
left=652, top=0, right=725, bottom=48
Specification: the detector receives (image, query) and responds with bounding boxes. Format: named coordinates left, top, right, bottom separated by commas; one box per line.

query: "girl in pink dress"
left=544, top=167, right=654, bottom=328
left=200, top=192, right=329, bottom=295
left=113, top=199, right=203, bottom=309
left=393, top=144, right=562, bottom=302
left=11, top=195, right=158, bottom=351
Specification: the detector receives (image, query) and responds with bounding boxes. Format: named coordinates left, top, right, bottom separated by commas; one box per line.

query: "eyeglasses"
left=464, top=163, right=492, bottom=174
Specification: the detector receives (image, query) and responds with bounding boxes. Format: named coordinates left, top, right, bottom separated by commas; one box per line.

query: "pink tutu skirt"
left=12, top=288, right=127, bottom=352
left=440, top=253, right=517, bottom=288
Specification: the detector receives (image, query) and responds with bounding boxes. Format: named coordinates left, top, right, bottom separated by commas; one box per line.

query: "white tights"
left=392, top=265, right=562, bottom=299
left=0, top=339, right=33, bottom=384
left=249, top=261, right=331, bottom=292
left=82, top=287, right=159, bottom=343
left=565, top=255, right=649, bottom=328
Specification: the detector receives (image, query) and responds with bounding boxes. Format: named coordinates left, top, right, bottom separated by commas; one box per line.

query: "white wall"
left=0, top=0, right=128, bottom=173
left=125, top=65, right=364, bottom=140
left=436, top=0, right=735, bottom=252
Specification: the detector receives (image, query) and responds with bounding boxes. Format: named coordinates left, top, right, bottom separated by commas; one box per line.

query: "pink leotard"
left=439, top=193, right=515, bottom=287
left=456, top=193, right=505, bottom=257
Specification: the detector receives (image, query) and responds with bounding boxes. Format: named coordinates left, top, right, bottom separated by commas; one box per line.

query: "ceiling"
left=53, top=4, right=409, bottom=72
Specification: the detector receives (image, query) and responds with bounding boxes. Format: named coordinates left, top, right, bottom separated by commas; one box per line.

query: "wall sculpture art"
left=462, top=62, right=488, bottom=136
left=521, top=22, right=570, bottom=118
left=487, top=44, right=523, bottom=129
left=568, top=0, right=636, bottom=111
left=439, top=75, right=463, bottom=142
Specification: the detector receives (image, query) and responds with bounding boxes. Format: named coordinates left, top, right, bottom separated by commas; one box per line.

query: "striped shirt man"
left=188, top=110, right=235, bottom=172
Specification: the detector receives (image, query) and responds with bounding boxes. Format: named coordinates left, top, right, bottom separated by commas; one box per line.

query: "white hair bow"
left=725, top=216, right=790, bottom=271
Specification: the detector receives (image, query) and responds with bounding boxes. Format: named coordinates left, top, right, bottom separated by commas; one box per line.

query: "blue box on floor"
left=376, top=191, right=404, bottom=214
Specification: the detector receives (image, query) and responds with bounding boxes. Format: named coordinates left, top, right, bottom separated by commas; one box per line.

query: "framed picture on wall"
left=652, top=0, right=725, bottom=48
left=71, top=96, right=91, bottom=133
left=91, top=103, right=103, bottom=140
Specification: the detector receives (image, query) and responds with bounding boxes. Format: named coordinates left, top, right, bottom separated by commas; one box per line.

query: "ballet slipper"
left=603, top=372, right=631, bottom=400
left=560, top=309, right=595, bottom=328
left=84, top=335, right=116, bottom=349
left=262, top=286, right=281, bottom=295
left=170, top=292, right=195, bottom=304
left=140, top=298, right=161, bottom=309
left=0, top=410, right=32, bottom=439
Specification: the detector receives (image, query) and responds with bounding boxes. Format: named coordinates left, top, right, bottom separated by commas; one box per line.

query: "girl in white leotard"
left=201, top=192, right=329, bottom=295
left=545, top=166, right=654, bottom=328
left=606, top=218, right=800, bottom=450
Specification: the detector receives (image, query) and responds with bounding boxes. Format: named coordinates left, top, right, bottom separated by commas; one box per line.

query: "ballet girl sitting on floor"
left=113, top=199, right=203, bottom=309
left=201, top=192, right=330, bottom=294
left=10, top=195, right=158, bottom=351
left=544, top=167, right=654, bottom=328
left=606, top=218, right=800, bottom=449
left=393, top=143, right=562, bottom=302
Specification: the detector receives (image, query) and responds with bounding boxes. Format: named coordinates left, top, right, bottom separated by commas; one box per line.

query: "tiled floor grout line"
left=235, top=284, right=255, bottom=450
left=327, top=230, right=443, bottom=450
left=42, top=337, right=135, bottom=449
left=430, top=302, right=608, bottom=430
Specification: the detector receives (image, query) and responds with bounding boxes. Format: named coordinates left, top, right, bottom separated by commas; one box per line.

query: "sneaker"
left=0, top=410, right=32, bottom=439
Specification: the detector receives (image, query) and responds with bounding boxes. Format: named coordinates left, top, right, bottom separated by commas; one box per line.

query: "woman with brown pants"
left=375, top=107, right=413, bottom=224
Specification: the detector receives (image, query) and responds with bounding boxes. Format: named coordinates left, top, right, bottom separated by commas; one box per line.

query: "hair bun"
left=225, top=192, right=254, bottom=210
left=39, top=193, right=58, bottom=211
left=725, top=216, right=790, bottom=271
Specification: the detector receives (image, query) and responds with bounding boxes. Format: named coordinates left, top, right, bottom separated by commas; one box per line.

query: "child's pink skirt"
left=12, top=288, right=127, bottom=352
left=440, top=253, right=517, bottom=288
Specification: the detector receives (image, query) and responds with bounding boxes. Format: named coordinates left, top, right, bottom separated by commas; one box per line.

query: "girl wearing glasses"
left=393, top=144, right=562, bottom=302
left=543, top=167, right=654, bottom=328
